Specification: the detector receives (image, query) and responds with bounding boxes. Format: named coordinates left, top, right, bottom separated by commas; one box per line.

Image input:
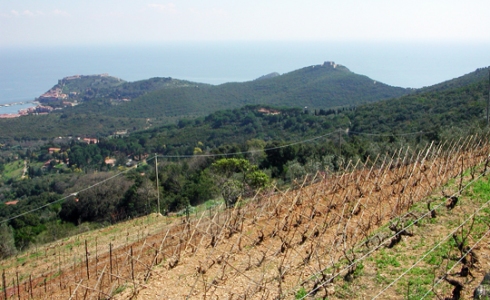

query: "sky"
left=1, top=0, right=490, bottom=47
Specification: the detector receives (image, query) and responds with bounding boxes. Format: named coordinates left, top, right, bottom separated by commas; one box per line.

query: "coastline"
left=0, top=100, right=39, bottom=118
left=0, top=100, right=36, bottom=107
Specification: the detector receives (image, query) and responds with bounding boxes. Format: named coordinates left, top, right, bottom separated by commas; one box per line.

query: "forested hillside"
left=0, top=67, right=488, bottom=258
left=0, top=62, right=410, bottom=141
left=105, top=62, right=410, bottom=118
left=53, top=75, right=205, bottom=102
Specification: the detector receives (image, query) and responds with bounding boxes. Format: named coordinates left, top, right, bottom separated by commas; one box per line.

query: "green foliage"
left=212, top=158, right=251, bottom=176
left=0, top=223, right=17, bottom=259
left=295, top=287, right=307, bottom=299
left=59, top=172, right=134, bottom=224
left=348, top=78, right=488, bottom=136
left=0, top=64, right=487, bottom=256
left=0, top=62, right=410, bottom=141
left=212, top=158, right=270, bottom=207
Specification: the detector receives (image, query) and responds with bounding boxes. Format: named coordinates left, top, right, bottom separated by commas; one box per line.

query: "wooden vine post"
left=85, top=240, right=90, bottom=279
left=2, top=270, right=7, bottom=300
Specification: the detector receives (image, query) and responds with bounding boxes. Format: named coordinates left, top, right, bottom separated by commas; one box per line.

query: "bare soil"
left=2, top=138, right=490, bottom=299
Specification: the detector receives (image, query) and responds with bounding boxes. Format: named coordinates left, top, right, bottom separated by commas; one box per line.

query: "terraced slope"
left=2, top=135, right=490, bottom=299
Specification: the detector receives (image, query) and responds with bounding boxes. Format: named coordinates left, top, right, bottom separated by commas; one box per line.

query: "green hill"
left=119, top=66, right=489, bottom=160
left=48, top=74, right=207, bottom=102
left=416, top=66, right=489, bottom=93
left=1, top=64, right=487, bottom=142
left=105, top=62, right=410, bottom=118
left=349, top=67, right=490, bottom=135
left=0, top=65, right=489, bottom=260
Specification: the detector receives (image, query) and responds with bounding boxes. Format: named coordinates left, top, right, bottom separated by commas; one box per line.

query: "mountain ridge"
left=0, top=64, right=487, bottom=141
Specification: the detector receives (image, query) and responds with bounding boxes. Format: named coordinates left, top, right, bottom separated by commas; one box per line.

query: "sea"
left=1, top=41, right=489, bottom=115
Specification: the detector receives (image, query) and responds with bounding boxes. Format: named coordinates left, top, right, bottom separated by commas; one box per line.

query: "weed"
left=375, top=249, right=400, bottom=269
left=16, top=256, right=27, bottom=264
left=353, top=262, right=364, bottom=277
left=375, top=273, right=389, bottom=284
left=113, top=284, right=128, bottom=295
left=295, top=287, right=307, bottom=299
left=29, top=251, right=43, bottom=259
left=404, top=280, right=433, bottom=300
left=424, top=240, right=451, bottom=266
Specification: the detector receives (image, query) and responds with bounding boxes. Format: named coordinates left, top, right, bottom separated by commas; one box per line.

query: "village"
left=0, top=74, right=104, bottom=119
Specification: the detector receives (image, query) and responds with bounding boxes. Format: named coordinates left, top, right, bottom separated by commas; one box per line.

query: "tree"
left=211, top=158, right=270, bottom=208
left=0, top=223, right=17, bottom=259
left=246, top=139, right=267, bottom=165
left=136, top=178, right=158, bottom=214
left=60, top=172, right=134, bottom=224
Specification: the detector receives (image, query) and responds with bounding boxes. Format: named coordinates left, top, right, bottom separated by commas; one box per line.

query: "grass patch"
left=1, top=160, right=24, bottom=181
left=424, top=239, right=452, bottom=266
left=113, top=284, right=128, bottom=296
left=29, top=251, right=43, bottom=259
left=16, top=256, right=27, bottom=264
left=295, top=287, right=307, bottom=299
left=468, top=177, right=490, bottom=203
left=375, top=249, right=401, bottom=269
left=353, top=261, right=364, bottom=277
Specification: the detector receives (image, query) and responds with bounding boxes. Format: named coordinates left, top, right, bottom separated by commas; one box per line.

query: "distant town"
left=0, top=75, right=95, bottom=119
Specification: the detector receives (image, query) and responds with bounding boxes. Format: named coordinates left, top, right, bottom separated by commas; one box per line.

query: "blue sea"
left=1, top=41, right=489, bottom=114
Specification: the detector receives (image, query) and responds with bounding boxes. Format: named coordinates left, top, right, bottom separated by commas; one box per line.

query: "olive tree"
left=211, top=158, right=270, bottom=208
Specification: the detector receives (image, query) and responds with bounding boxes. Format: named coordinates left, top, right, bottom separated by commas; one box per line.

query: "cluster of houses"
left=38, top=87, right=68, bottom=102
left=257, top=108, right=281, bottom=115
left=46, top=135, right=145, bottom=170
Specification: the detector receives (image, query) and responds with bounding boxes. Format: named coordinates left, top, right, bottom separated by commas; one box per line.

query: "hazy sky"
left=1, top=0, right=490, bottom=47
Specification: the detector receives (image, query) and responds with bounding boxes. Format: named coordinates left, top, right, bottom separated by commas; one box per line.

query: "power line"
left=349, top=130, right=429, bottom=137
left=297, top=167, right=487, bottom=299
left=421, top=227, right=490, bottom=299
left=3, top=132, right=330, bottom=225
left=0, top=165, right=138, bottom=225
left=150, top=128, right=433, bottom=160
left=0, top=128, right=427, bottom=226
left=152, top=131, right=339, bottom=159
left=372, top=192, right=490, bottom=299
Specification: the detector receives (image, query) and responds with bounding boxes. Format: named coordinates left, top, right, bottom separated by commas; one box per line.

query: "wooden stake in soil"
left=85, top=240, right=90, bottom=279
left=29, top=274, right=33, bottom=299
left=95, top=237, right=98, bottom=277
left=2, top=270, right=7, bottom=300
left=115, top=248, right=120, bottom=285
left=131, top=246, right=135, bottom=281
left=109, top=243, right=113, bottom=282
left=16, top=272, right=20, bottom=300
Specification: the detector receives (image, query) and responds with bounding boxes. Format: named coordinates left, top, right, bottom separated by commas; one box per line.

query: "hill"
left=1, top=65, right=490, bottom=299
left=0, top=62, right=410, bottom=141
left=417, top=66, right=489, bottom=93
left=348, top=68, right=490, bottom=135
left=105, top=62, right=410, bottom=119
left=2, top=64, right=487, bottom=143
left=111, top=67, right=488, bottom=161
left=2, top=134, right=490, bottom=299
left=42, top=74, right=206, bottom=103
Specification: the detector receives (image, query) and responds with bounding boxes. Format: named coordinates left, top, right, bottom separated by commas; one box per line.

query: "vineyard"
left=3, top=134, right=490, bottom=299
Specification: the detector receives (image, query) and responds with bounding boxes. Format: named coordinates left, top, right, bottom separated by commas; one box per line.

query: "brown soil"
left=2, top=137, right=490, bottom=299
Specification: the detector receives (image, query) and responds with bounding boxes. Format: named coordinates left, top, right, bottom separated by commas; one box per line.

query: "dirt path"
left=20, top=159, right=27, bottom=179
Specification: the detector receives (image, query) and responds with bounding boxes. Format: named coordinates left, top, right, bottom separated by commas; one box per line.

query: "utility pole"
left=488, top=69, right=490, bottom=126
left=155, top=154, right=160, bottom=215
left=338, top=129, right=342, bottom=157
